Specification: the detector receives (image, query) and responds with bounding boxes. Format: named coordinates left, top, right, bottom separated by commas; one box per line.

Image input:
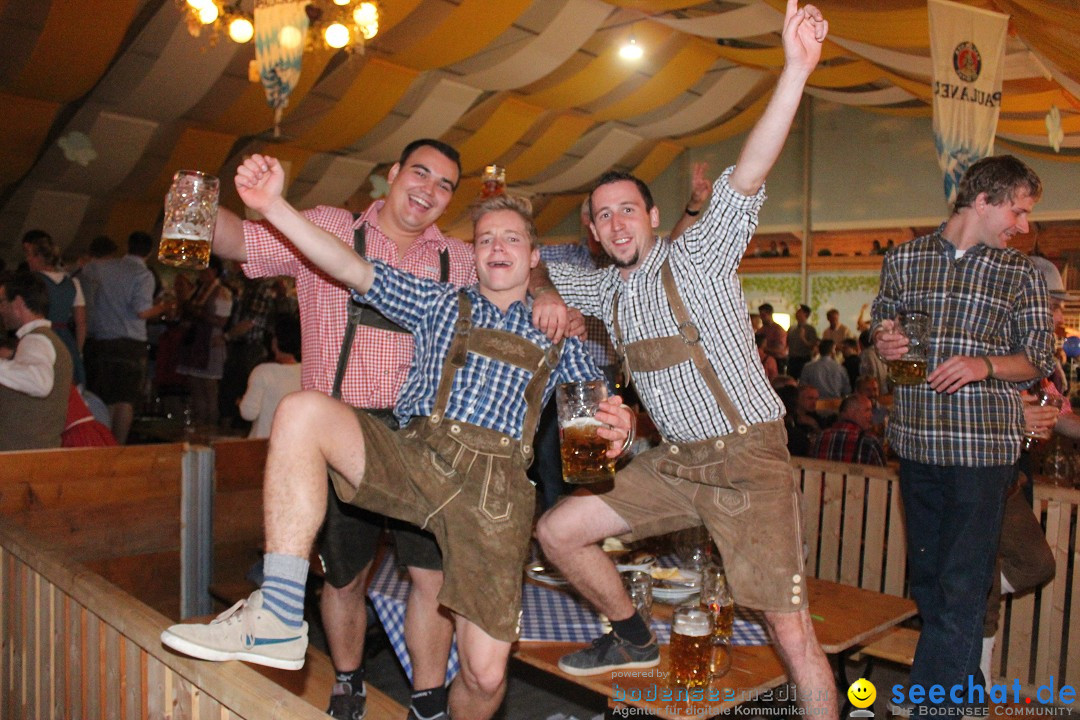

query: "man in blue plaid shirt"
left=871, top=155, right=1054, bottom=718
left=163, top=154, right=634, bottom=720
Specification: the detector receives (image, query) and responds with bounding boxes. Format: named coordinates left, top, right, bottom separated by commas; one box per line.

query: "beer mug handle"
left=616, top=405, right=637, bottom=457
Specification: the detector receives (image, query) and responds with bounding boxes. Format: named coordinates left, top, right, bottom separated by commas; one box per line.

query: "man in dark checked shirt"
left=871, top=155, right=1054, bottom=718
left=535, top=2, right=837, bottom=718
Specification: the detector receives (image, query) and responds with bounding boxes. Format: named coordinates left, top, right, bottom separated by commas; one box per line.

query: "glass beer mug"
left=555, top=380, right=631, bottom=484
left=700, top=562, right=733, bottom=678
left=670, top=605, right=713, bottom=689
left=888, top=310, right=930, bottom=386
left=159, top=170, right=219, bottom=270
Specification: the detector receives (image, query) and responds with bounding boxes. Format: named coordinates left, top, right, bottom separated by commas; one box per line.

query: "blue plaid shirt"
left=359, top=261, right=601, bottom=438
left=871, top=227, right=1054, bottom=466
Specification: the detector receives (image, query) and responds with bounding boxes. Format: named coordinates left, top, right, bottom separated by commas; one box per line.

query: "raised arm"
left=669, top=162, right=712, bottom=242
left=729, top=0, right=827, bottom=195
left=234, top=154, right=374, bottom=294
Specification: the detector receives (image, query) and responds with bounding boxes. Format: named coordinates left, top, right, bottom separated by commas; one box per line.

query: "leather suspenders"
left=330, top=217, right=451, bottom=399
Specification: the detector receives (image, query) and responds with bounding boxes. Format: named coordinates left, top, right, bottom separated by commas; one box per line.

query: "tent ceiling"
left=1, top=0, right=1078, bottom=261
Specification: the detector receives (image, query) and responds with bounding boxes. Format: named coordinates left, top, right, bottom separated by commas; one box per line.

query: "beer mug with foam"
left=889, top=310, right=930, bottom=386
left=670, top=605, right=713, bottom=689
left=159, top=170, right=219, bottom=270
left=555, top=380, right=617, bottom=484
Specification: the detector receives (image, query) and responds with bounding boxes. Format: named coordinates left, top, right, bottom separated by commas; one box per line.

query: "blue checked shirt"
left=548, top=167, right=784, bottom=443
left=539, top=242, right=617, bottom=369
left=871, top=228, right=1054, bottom=466
left=359, top=261, right=601, bottom=439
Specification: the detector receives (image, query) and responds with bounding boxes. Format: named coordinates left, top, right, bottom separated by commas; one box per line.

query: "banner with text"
left=928, top=0, right=1008, bottom=204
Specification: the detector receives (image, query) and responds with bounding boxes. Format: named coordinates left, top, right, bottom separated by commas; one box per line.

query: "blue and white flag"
left=928, top=0, right=1008, bottom=204
left=254, top=0, right=309, bottom=135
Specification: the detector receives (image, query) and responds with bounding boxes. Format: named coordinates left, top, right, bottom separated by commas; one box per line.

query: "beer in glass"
left=889, top=310, right=930, bottom=385
left=1022, top=385, right=1063, bottom=451
left=700, top=562, right=733, bottom=678
left=159, top=170, right=219, bottom=270
left=670, top=605, right=713, bottom=689
left=556, top=380, right=615, bottom=483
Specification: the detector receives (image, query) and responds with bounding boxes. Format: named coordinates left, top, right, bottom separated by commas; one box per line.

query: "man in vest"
left=0, top=271, right=74, bottom=451
left=534, top=2, right=837, bottom=718
left=163, top=155, right=633, bottom=720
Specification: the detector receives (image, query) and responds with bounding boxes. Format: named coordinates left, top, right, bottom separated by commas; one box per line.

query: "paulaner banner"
left=928, top=0, right=1009, bottom=204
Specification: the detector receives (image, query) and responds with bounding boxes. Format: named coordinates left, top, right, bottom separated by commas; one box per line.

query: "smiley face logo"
left=847, top=678, right=876, bottom=709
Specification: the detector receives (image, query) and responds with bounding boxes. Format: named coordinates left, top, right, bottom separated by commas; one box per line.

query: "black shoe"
left=327, top=682, right=366, bottom=719
left=406, top=709, right=449, bottom=720
left=557, top=631, right=660, bottom=676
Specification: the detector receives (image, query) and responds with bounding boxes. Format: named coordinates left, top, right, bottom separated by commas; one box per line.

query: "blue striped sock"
left=260, top=553, right=309, bottom=628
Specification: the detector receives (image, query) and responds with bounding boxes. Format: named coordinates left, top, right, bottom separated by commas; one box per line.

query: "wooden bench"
left=793, top=457, right=1080, bottom=697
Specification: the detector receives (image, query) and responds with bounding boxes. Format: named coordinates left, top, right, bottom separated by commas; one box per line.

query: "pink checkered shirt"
left=241, top=202, right=476, bottom=409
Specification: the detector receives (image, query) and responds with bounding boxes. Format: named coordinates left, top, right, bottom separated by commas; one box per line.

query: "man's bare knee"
left=407, top=567, right=444, bottom=600
left=458, top=655, right=506, bottom=698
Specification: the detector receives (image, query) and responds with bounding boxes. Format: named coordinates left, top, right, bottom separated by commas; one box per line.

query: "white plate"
left=526, top=563, right=568, bottom=586
left=652, top=586, right=699, bottom=604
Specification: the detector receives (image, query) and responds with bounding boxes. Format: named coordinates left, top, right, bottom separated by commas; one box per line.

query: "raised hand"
left=782, top=0, right=828, bottom=74
left=234, top=153, right=286, bottom=217
left=688, top=162, right=712, bottom=210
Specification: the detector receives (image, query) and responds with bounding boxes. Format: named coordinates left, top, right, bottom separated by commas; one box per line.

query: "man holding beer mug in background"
left=870, top=155, right=1054, bottom=718
left=162, top=155, right=634, bottom=720
left=535, top=2, right=836, bottom=718
left=207, top=139, right=575, bottom=720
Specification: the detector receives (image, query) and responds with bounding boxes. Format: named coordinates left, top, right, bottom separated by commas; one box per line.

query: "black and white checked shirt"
left=549, top=168, right=784, bottom=443
left=870, top=228, right=1054, bottom=467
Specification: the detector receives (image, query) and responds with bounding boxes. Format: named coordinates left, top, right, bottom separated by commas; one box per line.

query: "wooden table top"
left=512, top=577, right=916, bottom=720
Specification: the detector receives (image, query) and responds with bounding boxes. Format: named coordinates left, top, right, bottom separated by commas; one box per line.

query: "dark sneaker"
left=327, top=682, right=366, bottom=719
left=406, top=710, right=450, bottom=720
left=557, top=632, right=660, bottom=676
left=160, top=590, right=307, bottom=670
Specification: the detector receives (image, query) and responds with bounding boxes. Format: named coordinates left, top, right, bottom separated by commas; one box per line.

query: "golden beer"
left=560, top=418, right=615, bottom=484
left=159, top=234, right=211, bottom=270
left=670, top=608, right=713, bottom=689
left=889, top=359, right=926, bottom=385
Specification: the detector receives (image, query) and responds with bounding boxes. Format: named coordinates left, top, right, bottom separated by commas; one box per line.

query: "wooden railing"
left=793, top=457, right=1080, bottom=692
left=0, top=515, right=328, bottom=720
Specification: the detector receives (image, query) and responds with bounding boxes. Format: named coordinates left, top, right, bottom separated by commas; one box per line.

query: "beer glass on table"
left=670, top=605, right=713, bottom=689
left=622, top=570, right=653, bottom=624
left=700, top=562, right=733, bottom=678
left=555, top=380, right=628, bottom=484
left=888, top=310, right=930, bottom=385
left=159, top=170, right=219, bottom=270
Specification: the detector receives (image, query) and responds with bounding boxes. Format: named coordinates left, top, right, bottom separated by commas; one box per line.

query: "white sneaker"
left=161, top=590, right=307, bottom=670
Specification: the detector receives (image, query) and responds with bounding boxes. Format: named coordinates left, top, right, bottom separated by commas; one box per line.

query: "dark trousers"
left=899, top=459, right=1013, bottom=715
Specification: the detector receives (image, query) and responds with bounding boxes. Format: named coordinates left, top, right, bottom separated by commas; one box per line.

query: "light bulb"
left=187, top=0, right=213, bottom=9
left=353, top=2, right=378, bottom=25
left=359, top=19, right=379, bottom=40
left=333, top=0, right=350, bottom=5
left=619, top=37, right=643, bottom=60
left=197, top=2, right=219, bottom=24
left=324, top=22, right=351, bottom=49
left=228, top=17, right=254, bottom=43
left=278, top=25, right=303, bottom=49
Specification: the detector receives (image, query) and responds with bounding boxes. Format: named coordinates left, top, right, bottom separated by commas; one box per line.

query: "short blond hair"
left=470, top=194, right=537, bottom=247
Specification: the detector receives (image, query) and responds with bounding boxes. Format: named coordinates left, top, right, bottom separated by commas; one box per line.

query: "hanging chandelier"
left=179, top=0, right=380, bottom=54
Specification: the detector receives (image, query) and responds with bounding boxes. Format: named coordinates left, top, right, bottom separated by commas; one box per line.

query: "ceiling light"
left=196, top=2, right=219, bottom=24
left=619, top=35, right=643, bottom=61
left=324, top=22, right=351, bottom=49
left=228, top=16, right=254, bottom=43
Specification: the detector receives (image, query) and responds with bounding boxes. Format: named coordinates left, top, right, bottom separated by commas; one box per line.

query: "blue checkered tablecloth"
left=366, top=556, right=769, bottom=683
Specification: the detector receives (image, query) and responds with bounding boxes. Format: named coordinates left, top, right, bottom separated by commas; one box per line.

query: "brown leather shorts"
left=328, top=411, right=535, bottom=642
left=598, top=419, right=808, bottom=613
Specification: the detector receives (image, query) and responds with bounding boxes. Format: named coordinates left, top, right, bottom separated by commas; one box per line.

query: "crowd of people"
left=2, top=2, right=1074, bottom=719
